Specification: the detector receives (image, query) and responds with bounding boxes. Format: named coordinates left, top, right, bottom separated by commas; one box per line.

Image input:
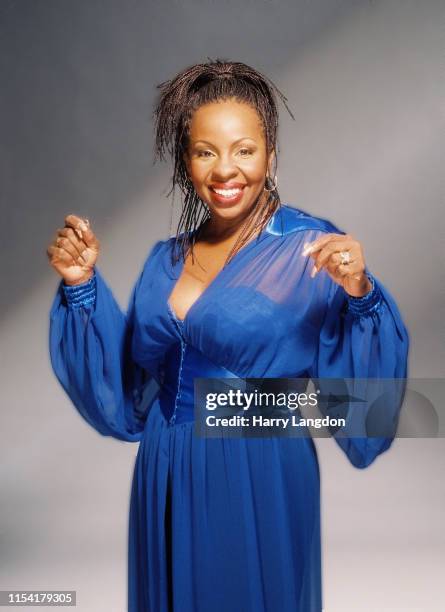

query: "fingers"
left=47, top=244, right=78, bottom=266
left=302, top=233, right=347, bottom=256
left=64, top=213, right=88, bottom=234
left=55, top=228, right=88, bottom=263
left=64, top=214, right=100, bottom=251
left=47, top=214, right=98, bottom=269
left=312, top=240, right=355, bottom=273
left=313, top=250, right=363, bottom=281
left=326, top=257, right=364, bottom=280
left=302, top=233, right=364, bottom=282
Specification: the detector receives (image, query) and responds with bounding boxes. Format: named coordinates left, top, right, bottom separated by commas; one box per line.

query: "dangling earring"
left=264, top=174, right=278, bottom=192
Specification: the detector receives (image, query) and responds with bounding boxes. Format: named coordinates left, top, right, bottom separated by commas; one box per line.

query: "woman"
left=47, top=60, right=409, bottom=612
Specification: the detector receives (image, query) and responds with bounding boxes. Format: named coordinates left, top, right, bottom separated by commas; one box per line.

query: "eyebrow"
left=192, top=137, right=256, bottom=146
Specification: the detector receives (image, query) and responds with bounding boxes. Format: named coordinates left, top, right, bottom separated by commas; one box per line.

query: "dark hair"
left=152, top=57, right=295, bottom=265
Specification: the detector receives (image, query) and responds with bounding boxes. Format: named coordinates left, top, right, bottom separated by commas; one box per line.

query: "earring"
left=264, top=174, right=278, bottom=192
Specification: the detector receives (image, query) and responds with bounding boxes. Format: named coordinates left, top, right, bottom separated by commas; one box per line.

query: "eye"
left=196, top=148, right=253, bottom=158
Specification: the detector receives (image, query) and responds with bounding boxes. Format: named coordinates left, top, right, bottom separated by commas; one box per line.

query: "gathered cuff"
left=62, top=272, right=97, bottom=309
left=345, top=273, right=383, bottom=317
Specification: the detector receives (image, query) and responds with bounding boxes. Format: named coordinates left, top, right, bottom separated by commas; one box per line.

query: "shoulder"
left=144, top=238, right=170, bottom=263
left=141, top=205, right=345, bottom=265
left=136, top=238, right=170, bottom=281
left=268, top=204, right=346, bottom=236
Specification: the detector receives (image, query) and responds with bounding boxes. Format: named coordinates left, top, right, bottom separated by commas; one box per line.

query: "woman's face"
left=183, top=98, right=275, bottom=225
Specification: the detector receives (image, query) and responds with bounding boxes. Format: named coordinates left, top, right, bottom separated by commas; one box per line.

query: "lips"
left=208, top=184, right=246, bottom=206
left=209, top=182, right=246, bottom=190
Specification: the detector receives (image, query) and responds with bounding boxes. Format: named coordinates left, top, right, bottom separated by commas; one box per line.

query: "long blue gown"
left=49, top=204, right=409, bottom=612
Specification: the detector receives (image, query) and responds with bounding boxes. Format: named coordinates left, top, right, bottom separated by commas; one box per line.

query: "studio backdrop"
left=1, top=1, right=443, bottom=611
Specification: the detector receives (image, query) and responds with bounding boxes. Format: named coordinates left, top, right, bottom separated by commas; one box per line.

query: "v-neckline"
left=167, top=208, right=279, bottom=325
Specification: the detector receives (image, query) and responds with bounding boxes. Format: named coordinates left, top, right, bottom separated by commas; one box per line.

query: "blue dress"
left=49, top=204, right=409, bottom=612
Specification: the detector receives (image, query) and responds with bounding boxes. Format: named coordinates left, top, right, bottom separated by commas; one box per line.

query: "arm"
left=49, top=242, right=163, bottom=442
left=309, top=271, right=409, bottom=468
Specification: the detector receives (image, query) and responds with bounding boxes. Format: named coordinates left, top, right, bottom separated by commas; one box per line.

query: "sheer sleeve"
left=48, top=241, right=164, bottom=442
left=308, top=270, right=409, bottom=468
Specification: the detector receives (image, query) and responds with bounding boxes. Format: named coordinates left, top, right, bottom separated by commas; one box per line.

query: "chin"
left=210, top=205, right=257, bottom=226
left=203, top=190, right=263, bottom=220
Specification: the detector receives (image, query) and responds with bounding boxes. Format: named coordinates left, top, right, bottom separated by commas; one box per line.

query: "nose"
left=210, top=152, right=239, bottom=180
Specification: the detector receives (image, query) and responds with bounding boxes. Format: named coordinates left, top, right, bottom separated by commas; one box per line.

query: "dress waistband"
left=158, top=341, right=237, bottom=425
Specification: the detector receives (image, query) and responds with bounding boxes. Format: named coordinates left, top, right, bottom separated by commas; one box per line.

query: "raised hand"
left=302, top=233, right=373, bottom=297
left=46, top=214, right=100, bottom=286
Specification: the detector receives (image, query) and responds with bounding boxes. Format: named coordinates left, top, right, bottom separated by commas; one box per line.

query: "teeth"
left=213, top=188, right=242, bottom=196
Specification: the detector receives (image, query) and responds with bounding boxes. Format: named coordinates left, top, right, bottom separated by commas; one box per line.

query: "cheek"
left=189, top=156, right=267, bottom=183
left=227, top=151, right=268, bottom=180
left=189, top=160, right=206, bottom=176
left=253, top=163, right=267, bottom=179
left=189, top=167, right=206, bottom=184
left=244, top=159, right=268, bottom=182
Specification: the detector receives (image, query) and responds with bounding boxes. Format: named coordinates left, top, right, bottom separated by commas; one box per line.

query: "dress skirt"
left=128, top=398, right=322, bottom=612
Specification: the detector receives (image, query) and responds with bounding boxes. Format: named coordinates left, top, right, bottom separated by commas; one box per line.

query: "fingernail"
left=79, top=222, right=88, bottom=232
left=311, top=265, right=318, bottom=278
left=302, top=245, right=315, bottom=256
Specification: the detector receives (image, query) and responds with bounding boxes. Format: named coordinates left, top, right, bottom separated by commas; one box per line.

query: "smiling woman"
left=47, top=58, right=409, bottom=612
left=152, top=59, right=295, bottom=267
left=169, top=98, right=279, bottom=321
left=185, top=102, right=272, bottom=212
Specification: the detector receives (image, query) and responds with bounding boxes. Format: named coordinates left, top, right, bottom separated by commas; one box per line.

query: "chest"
left=133, top=232, right=332, bottom=378
left=168, top=241, right=236, bottom=322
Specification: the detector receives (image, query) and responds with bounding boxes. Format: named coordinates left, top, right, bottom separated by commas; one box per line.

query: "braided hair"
left=152, top=57, right=295, bottom=265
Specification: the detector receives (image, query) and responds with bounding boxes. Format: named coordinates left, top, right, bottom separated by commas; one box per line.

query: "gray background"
left=1, top=0, right=444, bottom=610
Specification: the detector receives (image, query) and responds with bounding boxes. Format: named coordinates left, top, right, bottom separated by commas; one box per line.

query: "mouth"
left=208, top=185, right=246, bottom=204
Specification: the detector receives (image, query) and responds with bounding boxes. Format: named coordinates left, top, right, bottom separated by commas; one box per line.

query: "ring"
left=339, top=251, right=350, bottom=265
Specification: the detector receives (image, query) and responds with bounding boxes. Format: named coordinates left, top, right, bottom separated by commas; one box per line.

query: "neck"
left=202, top=192, right=269, bottom=243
